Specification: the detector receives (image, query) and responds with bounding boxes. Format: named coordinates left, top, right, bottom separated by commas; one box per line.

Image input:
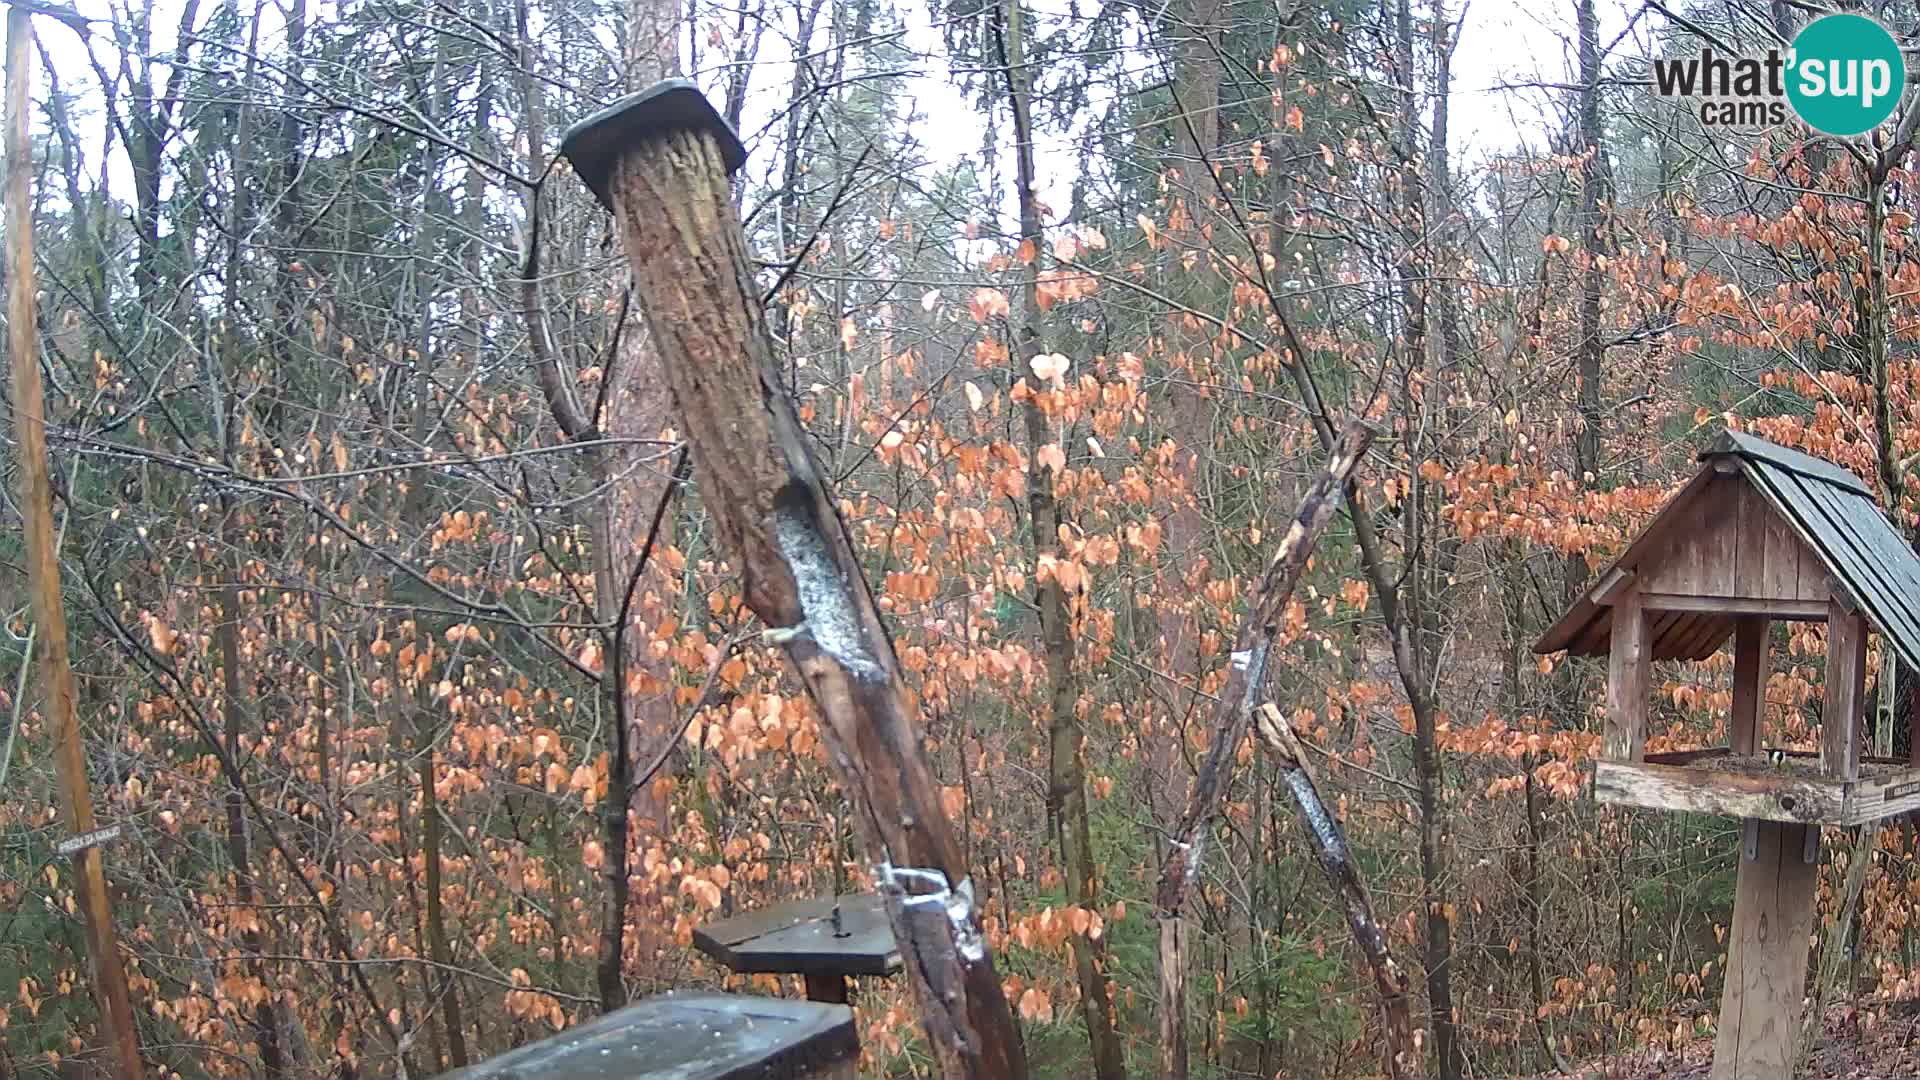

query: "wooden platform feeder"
left=442, top=991, right=857, bottom=1079
left=692, top=894, right=901, bottom=1004
left=1537, top=431, right=1920, bottom=1080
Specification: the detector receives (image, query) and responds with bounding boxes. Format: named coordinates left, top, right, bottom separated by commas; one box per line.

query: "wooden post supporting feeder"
left=694, top=894, right=901, bottom=1004
left=558, top=82, right=1026, bottom=1079
left=441, top=992, right=857, bottom=1079
left=1537, top=431, right=1920, bottom=1080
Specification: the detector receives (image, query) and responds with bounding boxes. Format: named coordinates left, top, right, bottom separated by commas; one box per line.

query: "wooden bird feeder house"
left=443, top=992, right=857, bottom=1079
left=1537, top=430, right=1920, bottom=1079
left=693, top=893, right=901, bottom=1004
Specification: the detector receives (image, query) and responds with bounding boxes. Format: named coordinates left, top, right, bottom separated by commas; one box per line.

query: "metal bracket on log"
left=1804, top=823, right=1820, bottom=865
left=1743, top=817, right=1759, bottom=862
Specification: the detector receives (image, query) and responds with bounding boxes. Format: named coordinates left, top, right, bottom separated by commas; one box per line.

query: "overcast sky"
left=29, top=0, right=1641, bottom=239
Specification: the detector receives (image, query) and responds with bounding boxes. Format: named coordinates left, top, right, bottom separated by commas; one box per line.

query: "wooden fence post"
left=558, top=81, right=1027, bottom=1079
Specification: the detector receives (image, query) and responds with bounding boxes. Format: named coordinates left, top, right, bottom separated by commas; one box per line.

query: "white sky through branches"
left=28, top=0, right=1637, bottom=263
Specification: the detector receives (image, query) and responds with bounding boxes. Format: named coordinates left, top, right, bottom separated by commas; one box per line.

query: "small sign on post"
left=56, top=825, right=122, bottom=857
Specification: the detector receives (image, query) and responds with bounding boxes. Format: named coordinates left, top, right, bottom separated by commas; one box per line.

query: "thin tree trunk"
left=403, top=35, right=467, bottom=1066
left=516, top=0, right=686, bottom=1009
left=212, top=6, right=285, bottom=1069
left=217, top=552, right=285, bottom=1075
left=1797, top=825, right=1878, bottom=1073
left=1569, top=0, right=1610, bottom=599
left=1868, top=167, right=1898, bottom=515
left=1390, top=1, right=1461, bottom=1072
left=514, top=6, right=640, bottom=1009
left=5, top=11, right=145, bottom=1075
left=996, top=4, right=1126, bottom=1076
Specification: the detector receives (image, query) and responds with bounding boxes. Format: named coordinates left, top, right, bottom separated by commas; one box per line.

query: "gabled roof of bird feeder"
left=693, top=893, right=901, bottom=979
left=1536, top=430, right=1920, bottom=671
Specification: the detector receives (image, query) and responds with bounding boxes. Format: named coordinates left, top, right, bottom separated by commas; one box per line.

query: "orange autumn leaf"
left=969, top=287, right=1011, bottom=323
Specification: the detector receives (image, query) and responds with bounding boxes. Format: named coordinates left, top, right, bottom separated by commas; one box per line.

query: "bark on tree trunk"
left=213, top=18, right=286, bottom=1070
left=1569, top=0, right=1611, bottom=601
left=600, top=16, right=685, bottom=1000
left=218, top=566, right=286, bottom=1076
left=519, top=0, right=686, bottom=1008
left=1151, top=424, right=1373, bottom=1080
left=595, top=0, right=684, bottom=1004
left=412, top=39, right=468, bottom=1067
left=996, top=5, right=1127, bottom=1077
left=1390, top=2, right=1462, bottom=1073
left=1168, top=0, right=1222, bottom=197
left=568, top=97, right=1029, bottom=1080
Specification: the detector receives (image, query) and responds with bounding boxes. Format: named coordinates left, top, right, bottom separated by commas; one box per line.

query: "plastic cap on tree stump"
left=558, top=79, right=748, bottom=210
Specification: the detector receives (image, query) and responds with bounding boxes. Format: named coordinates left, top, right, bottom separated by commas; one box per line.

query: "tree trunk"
left=211, top=10, right=286, bottom=1069
left=1390, top=1, right=1462, bottom=1073
left=5, top=12, right=145, bottom=1075
left=996, top=5, right=1127, bottom=1077
left=572, top=99, right=1029, bottom=1080
left=1569, top=0, right=1610, bottom=599
left=518, top=0, right=685, bottom=1009
left=1167, top=0, right=1222, bottom=196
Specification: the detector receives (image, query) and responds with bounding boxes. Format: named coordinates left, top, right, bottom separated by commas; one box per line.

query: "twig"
left=1796, top=824, right=1878, bottom=1073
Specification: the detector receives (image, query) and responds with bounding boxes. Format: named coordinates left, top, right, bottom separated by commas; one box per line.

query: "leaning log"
left=1255, top=702, right=1418, bottom=1078
left=1151, top=423, right=1372, bottom=1080
left=558, top=81, right=1026, bottom=1080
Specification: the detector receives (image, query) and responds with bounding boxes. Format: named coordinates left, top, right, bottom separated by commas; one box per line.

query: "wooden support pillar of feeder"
left=556, top=82, right=1026, bottom=1079
left=1604, top=587, right=1649, bottom=763
left=443, top=992, right=858, bottom=1079
left=693, top=894, right=901, bottom=1004
left=1730, top=616, right=1767, bottom=756
left=1536, top=432, right=1920, bottom=1080
left=1712, top=602, right=1863, bottom=1080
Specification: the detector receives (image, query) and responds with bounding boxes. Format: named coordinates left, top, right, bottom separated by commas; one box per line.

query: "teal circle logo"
left=1786, top=14, right=1905, bottom=136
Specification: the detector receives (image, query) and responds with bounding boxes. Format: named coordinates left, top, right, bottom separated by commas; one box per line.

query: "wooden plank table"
left=440, top=992, right=857, bottom=1079
left=693, top=894, right=901, bottom=1003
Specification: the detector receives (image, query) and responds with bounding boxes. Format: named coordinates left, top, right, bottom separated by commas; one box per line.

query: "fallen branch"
left=1256, top=702, right=1419, bottom=1078
left=1151, top=422, right=1373, bottom=1080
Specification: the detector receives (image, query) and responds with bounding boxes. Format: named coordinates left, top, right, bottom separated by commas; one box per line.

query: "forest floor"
left=1531, top=1004, right=1920, bottom=1078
